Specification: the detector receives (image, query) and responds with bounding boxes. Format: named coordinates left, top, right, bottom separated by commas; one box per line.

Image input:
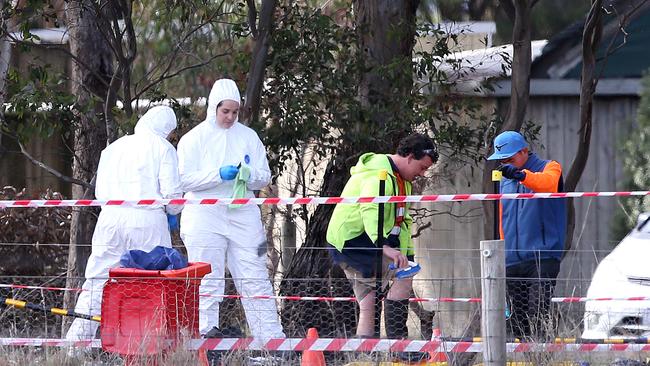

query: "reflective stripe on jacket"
left=326, top=153, right=414, bottom=255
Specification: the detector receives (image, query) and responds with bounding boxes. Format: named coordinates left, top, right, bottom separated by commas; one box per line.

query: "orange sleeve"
left=521, top=160, right=562, bottom=193
left=499, top=201, right=504, bottom=239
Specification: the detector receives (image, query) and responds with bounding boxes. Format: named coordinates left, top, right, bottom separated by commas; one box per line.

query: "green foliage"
left=2, top=0, right=247, bottom=144
left=3, top=0, right=506, bottom=196
left=131, top=0, right=249, bottom=101
left=255, top=4, right=361, bottom=176
left=1, top=1, right=78, bottom=143
left=257, top=4, right=497, bottom=187
left=611, top=72, right=650, bottom=242
left=1, top=64, right=76, bottom=142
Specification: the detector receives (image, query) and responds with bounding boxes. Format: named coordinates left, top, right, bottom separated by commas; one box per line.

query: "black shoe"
left=204, top=326, right=223, bottom=339
left=204, top=326, right=245, bottom=338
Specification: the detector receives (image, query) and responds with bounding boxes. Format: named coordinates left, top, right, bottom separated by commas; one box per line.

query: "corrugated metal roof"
left=8, top=27, right=68, bottom=45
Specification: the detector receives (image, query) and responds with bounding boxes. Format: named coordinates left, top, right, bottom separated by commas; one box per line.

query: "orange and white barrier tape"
left=552, top=296, right=650, bottom=303
left=3, top=337, right=650, bottom=352
left=1, top=190, right=649, bottom=208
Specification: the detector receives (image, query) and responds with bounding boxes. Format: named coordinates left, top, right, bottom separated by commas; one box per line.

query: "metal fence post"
left=480, top=239, right=506, bottom=365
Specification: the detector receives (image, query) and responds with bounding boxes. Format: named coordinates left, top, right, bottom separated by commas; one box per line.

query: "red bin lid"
left=109, top=262, right=211, bottom=279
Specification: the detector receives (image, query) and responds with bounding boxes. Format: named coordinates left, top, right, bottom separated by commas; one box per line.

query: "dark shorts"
left=329, top=232, right=378, bottom=277
left=329, top=232, right=414, bottom=277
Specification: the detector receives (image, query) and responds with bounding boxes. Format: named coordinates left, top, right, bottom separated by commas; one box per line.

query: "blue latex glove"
left=499, top=164, right=526, bottom=181
left=167, top=214, right=179, bottom=232
left=219, top=165, right=239, bottom=181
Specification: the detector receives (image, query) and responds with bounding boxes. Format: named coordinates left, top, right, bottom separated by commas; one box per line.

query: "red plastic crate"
left=100, top=262, right=211, bottom=356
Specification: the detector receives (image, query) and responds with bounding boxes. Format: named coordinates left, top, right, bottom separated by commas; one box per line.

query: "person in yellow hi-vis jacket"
left=327, top=133, right=438, bottom=344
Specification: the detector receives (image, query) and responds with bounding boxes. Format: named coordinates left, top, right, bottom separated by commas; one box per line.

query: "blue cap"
left=487, top=131, right=529, bottom=160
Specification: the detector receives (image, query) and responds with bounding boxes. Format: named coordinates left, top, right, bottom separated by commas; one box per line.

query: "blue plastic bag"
left=120, top=245, right=188, bottom=270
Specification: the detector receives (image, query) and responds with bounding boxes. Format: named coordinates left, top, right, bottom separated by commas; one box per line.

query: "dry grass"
left=2, top=346, right=650, bottom=366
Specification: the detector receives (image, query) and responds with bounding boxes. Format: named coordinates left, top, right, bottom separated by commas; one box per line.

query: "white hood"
left=95, top=105, right=182, bottom=209
left=177, top=78, right=270, bottom=205
left=205, top=78, right=241, bottom=124
left=134, top=105, right=177, bottom=139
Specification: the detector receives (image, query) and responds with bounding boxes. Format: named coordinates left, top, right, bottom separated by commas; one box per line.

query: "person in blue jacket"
left=488, top=131, right=567, bottom=339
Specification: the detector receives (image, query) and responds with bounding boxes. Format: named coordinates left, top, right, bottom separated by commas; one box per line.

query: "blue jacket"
left=500, top=153, right=567, bottom=267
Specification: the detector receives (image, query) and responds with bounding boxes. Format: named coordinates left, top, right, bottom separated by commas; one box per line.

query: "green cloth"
left=229, top=165, right=251, bottom=209
left=325, top=153, right=414, bottom=255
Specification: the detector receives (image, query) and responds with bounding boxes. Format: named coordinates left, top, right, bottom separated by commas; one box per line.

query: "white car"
left=582, top=212, right=650, bottom=339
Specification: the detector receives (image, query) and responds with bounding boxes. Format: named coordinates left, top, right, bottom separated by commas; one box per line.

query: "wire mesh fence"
left=1, top=257, right=650, bottom=366
left=0, top=218, right=649, bottom=366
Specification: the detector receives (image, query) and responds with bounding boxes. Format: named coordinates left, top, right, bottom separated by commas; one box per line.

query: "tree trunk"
left=279, top=159, right=354, bottom=337
left=354, top=0, right=419, bottom=131
left=482, top=0, right=533, bottom=241
left=470, top=2, right=535, bottom=365
left=97, top=0, right=136, bottom=144
left=503, top=0, right=532, bottom=130
left=242, top=0, right=277, bottom=125
left=62, top=0, right=113, bottom=333
left=279, top=0, right=421, bottom=337
left=564, top=0, right=603, bottom=253
left=281, top=207, right=296, bottom=271
left=0, top=0, right=14, bottom=127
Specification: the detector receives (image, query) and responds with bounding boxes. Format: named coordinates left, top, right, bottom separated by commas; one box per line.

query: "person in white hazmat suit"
left=177, top=78, right=285, bottom=339
left=65, top=106, right=183, bottom=341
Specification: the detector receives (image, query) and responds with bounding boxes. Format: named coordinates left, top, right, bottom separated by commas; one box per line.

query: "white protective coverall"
left=177, top=79, right=285, bottom=338
left=66, top=106, right=183, bottom=340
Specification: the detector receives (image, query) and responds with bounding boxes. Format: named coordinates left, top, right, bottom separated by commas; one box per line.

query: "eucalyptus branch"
left=11, top=134, right=93, bottom=189
left=134, top=50, right=231, bottom=101
left=246, top=0, right=258, bottom=38
left=410, top=205, right=484, bottom=238
left=412, top=221, right=432, bottom=239
left=594, top=1, right=648, bottom=82
left=135, top=6, right=229, bottom=89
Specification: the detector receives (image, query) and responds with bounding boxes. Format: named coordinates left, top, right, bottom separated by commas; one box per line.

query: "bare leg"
left=356, top=290, right=376, bottom=337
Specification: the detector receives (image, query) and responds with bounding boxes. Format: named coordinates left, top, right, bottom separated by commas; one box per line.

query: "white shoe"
left=66, top=345, right=91, bottom=359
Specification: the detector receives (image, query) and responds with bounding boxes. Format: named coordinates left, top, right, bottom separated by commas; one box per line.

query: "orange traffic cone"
left=301, top=327, right=326, bottom=366
left=198, top=349, right=209, bottom=366
left=428, top=328, right=448, bottom=364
